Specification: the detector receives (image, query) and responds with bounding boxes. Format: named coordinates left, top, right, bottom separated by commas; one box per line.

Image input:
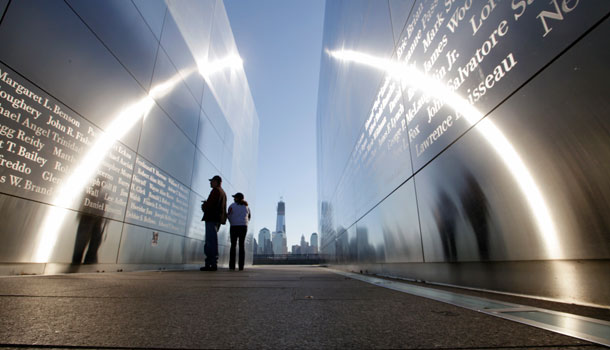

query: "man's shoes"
left=200, top=266, right=217, bottom=271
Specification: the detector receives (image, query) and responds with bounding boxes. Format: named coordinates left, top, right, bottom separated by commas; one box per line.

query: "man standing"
left=201, top=175, right=227, bottom=271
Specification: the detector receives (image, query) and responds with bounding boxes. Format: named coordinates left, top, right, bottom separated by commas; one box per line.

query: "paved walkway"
left=0, top=266, right=606, bottom=349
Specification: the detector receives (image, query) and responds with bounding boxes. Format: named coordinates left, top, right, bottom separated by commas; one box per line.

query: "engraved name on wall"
left=399, top=0, right=610, bottom=169
left=0, top=63, right=135, bottom=219
left=125, top=156, right=189, bottom=234
left=333, top=0, right=610, bottom=220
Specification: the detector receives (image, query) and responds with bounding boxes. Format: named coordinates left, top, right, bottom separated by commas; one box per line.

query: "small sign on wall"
left=151, top=231, right=159, bottom=246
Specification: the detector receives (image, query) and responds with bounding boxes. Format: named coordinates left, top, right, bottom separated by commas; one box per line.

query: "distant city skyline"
left=257, top=223, right=318, bottom=256
left=290, top=232, right=318, bottom=255
left=224, top=0, right=325, bottom=247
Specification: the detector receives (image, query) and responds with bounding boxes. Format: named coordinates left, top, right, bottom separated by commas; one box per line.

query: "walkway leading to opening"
left=0, top=266, right=607, bottom=349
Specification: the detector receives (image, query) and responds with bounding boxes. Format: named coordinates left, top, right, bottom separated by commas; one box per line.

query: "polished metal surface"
left=0, top=0, right=147, bottom=150
left=0, top=0, right=8, bottom=18
left=184, top=236, right=205, bottom=264
left=371, top=178, right=422, bottom=263
left=0, top=0, right=258, bottom=272
left=124, top=155, right=190, bottom=235
left=132, top=0, right=167, bottom=41
left=317, top=0, right=610, bottom=305
left=0, top=193, right=123, bottom=264
left=185, top=190, right=206, bottom=241
left=149, top=43, right=200, bottom=143
left=67, top=0, right=160, bottom=89
left=342, top=260, right=610, bottom=308
left=197, top=108, right=225, bottom=172
left=160, top=10, right=206, bottom=106
left=190, top=150, right=218, bottom=199
left=137, top=104, right=196, bottom=186
left=117, top=223, right=184, bottom=264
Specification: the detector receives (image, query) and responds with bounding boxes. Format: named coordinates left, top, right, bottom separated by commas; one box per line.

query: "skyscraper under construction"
left=275, top=199, right=287, bottom=254
left=276, top=199, right=286, bottom=234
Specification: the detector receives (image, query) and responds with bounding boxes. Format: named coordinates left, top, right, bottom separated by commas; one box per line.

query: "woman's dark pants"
left=229, top=225, right=248, bottom=270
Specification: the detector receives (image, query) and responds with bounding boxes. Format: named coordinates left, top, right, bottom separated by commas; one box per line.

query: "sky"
left=224, top=0, right=326, bottom=247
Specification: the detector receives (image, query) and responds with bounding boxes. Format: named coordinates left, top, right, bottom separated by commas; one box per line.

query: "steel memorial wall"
left=0, top=0, right=259, bottom=274
left=317, top=0, right=610, bottom=306
left=0, top=64, right=138, bottom=220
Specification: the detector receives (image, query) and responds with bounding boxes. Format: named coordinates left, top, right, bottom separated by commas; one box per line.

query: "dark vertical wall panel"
left=0, top=0, right=146, bottom=149
left=137, top=104, right=196, bottom=187
left=131, top=0, right=167, bottom=41
left=67, top=0, right=159, bottom=89
left=317, top=0, right=610, bottom=305
left=159, top=13, right=205, bottom=105
left=149, top=46, right=200, bottom=143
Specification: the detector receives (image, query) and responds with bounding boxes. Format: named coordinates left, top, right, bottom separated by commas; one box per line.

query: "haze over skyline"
left=225, top=0, right=326, bottom=247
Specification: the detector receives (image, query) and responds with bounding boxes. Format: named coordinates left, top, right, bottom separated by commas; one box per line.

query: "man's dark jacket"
left=202, top=187, right=227, bottom=224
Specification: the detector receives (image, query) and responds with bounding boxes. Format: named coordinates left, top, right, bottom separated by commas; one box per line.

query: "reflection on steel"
left=33, top=69, right=191, bottom=262
left=33, top=43, right=252, bottom=262
left=34, top=98, right=154, bottom=262
left=198, top=54, right=243, bottom=77
left=328, top=49, right=562, bottom=259
left=33, top=51, right=248, bottom=263
left=166, top=0, right=255, bottom=131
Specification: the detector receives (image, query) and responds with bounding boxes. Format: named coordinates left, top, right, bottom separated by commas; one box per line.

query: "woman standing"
left=227, top=192, right=251, bottom=270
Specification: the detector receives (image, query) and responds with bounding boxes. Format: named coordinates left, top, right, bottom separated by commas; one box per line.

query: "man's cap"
left=209, top=175, right=222, bottom=182
left=232, top=192, right=244, bottom=199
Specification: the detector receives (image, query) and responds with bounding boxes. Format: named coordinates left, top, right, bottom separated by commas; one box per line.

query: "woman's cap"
left=232, top=192, right=244, bottom=199
left=209, top=175, right=222, bottom=183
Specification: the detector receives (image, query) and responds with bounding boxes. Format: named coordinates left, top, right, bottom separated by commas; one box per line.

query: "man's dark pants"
left=204, top=221, right=220, bottom=267
left=229, top=225, right=247, bottom=270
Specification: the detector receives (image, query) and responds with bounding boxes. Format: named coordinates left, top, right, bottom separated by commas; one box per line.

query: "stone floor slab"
left=0, top=266, right=605, bottom=349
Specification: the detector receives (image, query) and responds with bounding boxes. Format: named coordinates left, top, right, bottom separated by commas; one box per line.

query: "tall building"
left=275, top=199, right=286, bottom=234
left=282, top=235, right=288, bottom=254
left=310, top=233, right=318, bottom=254
left=0, top=0, right=259, bottom=273
left=272, top=231, right=284, bottom=256
left=291, top=245, right=301, bottom=255
left=258, top=228, right=272, bottom=254
left=275, top=199, right=287, bottom=254
left=316, top=0, right=610, bottom=306
left=300, top=234, right=310, bottom=254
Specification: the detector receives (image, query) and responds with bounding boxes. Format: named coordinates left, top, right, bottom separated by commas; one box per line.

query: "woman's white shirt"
left=228, top=203, right=250, bottom=226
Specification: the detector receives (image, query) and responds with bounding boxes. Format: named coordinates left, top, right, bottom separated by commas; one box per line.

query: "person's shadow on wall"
left=433, top=189, right=458, bottom=262
left=72, top=182, right=107, bottom=265
left=459, top=171, right=491, bottom=261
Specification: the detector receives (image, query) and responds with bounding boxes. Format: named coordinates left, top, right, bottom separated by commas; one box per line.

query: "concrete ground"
left=0, top=265, right=607, bottom=349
